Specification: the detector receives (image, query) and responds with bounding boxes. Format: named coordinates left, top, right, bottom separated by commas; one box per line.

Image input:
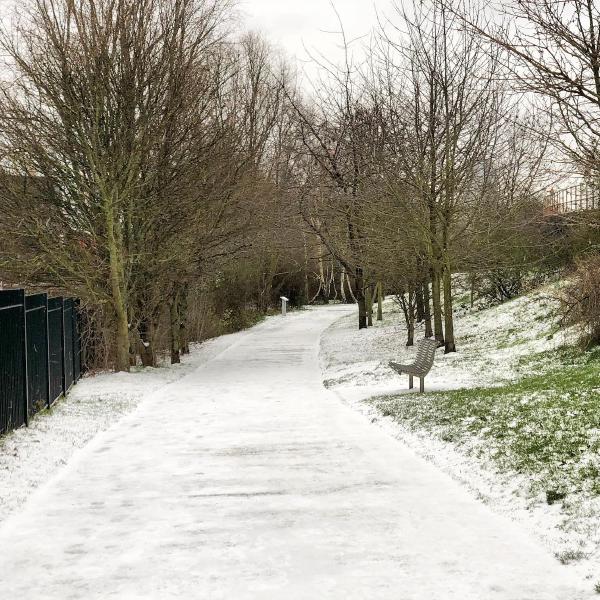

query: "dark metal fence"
left=74, top=300, right=82, bottom=383
left=48, top=297, right=65, bottom=406
left=1, top=290, right=82, bottom=435
left=63, top=299, right=75, bottom=392
left=0, top=290, right=27, bottom=433
left=25, top=294, right=49, bottom=415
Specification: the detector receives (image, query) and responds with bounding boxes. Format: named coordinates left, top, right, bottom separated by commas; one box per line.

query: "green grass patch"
left=372, top=346, right=600, bottom=500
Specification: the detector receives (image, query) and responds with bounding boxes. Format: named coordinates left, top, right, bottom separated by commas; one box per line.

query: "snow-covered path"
left=0, top=306, right=592, bottom=599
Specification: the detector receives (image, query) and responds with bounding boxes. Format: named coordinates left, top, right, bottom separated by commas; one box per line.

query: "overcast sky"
left=0, top=1, right=392, bottom=61
left=0, top=0, right=395, bottom=79
left=241, top=0, right=394, bottom=77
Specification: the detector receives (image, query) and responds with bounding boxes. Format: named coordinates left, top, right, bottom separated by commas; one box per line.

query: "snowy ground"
left=0, top=329, right=245, bottom=526
left=0, top=304, right=592, bottom=598
left=322, top=285, right=569, bottom=400
left=321, top=284, right=600, bottom=591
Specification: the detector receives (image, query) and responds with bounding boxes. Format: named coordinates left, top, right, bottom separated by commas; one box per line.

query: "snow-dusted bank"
left=0, top=303, right=591, bottom=598
left=0, top=330, right=245, bottom=525
left=322, top=284, right=600, bottom=590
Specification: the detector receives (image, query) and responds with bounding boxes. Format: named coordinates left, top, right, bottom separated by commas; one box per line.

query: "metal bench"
left=389, top=338, right=438, bottom=393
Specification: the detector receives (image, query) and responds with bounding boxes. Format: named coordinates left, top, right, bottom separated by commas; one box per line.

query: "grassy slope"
left=322, top=281, right=600, bottom=578
left=364, top=284, right=600, bottom=571
left=375, top=346, right=600, bottom=500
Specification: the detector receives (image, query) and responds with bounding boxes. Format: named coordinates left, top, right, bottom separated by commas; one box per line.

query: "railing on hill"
left=544, top=181, right=600, bottom=215
left=0, top=290, right=82, bottom=435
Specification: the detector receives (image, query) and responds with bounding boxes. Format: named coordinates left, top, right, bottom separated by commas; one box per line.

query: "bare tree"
left=373, top=1, right=505, bottom=352
left=0, top=0, right=233, bottom=370
left=450, top=0, right=600, bottom=181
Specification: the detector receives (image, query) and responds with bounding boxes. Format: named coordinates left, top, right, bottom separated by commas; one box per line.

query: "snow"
left=321, top=286, right=569, bottom=404
left=0, top=303, right=592, bottom=598
left=321, top=285, right=600, bottom=589
left=0, top=330, right=245, bottom=526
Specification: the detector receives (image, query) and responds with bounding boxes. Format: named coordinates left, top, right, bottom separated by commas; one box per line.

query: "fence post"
left=0, top=289, right=29, bottom=432
left=45, top=294, right=51, bottom=408
left=73, top=299, right=81, bottom=382
left=47, top=297, right=64, bottom=405
left=61, top=299, right=74, bottom=392
left=72, top=300, right=77, bottom=383
left=60, top=298, right=66, bottom=396
left=20, top=290, right=29, bottom=427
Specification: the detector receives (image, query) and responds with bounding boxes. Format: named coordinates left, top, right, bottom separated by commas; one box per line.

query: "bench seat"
left=389, top=338, right=438, bottom=392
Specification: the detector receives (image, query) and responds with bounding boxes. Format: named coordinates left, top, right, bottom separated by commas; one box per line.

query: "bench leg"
left=409, top=375, right=413, bottom=389
left=420, top=377, right=424, bottom=393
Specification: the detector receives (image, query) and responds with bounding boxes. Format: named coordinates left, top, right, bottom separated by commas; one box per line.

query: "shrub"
left=561, top=254, right=600, bottom=349
left=478, top=268, right=552, bottom=306
left=480, top=268, right=524, bottom=304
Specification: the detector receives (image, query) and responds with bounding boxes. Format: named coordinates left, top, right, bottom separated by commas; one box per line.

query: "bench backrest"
left=414, top=338, right=438, bottom=373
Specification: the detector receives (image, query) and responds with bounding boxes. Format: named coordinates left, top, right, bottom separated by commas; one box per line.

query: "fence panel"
left=25, top=293, right=49, bottom=414
left=1, top=292, right=81, bottom=434
left=73, top=300, right=82, bottom=382
left=0, top=290, right=27, bottom=434
left=63, top=298, right=74, bottom=391
left=545, top=181, right=600, bottom=215
left=47, top=297, right=64, bottom=405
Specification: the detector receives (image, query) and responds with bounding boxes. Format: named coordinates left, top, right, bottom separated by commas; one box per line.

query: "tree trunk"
left=407, top=319, right=415, bottom=346
left=106, top=203, right=129, bottom=372
left=443, top=265, right=456, bottom=353
left=407, top=288, right=415, bottom=346
left=113, top=302, right=130, bottom=372
left=423, top=276, right=433, bottom=338
left=399, top=291, right=415, bottom=346
left=377, top=281, right=383, bottom=321
left=346, top=273, right=357, bottom=303
left=356, top=267, right=367, bottom=329
left=340, top=266, right=347, bottom=303
left=330, top=262, right=339, bottom=301
left=367, top=283, right=373, bottom=327
left=179, top=284, right=190, bottom=355
left=169, top=288, right=181, bottom=364
left=139, top=315, right=157, bottom=367
left=318, top=251, right=329, bottom=304
left=128, top=340, right=137, bottom=367
left=416, top=283, right=425, bottom=322
left=431, top=264, right=444, bottom=346
left=303, top=233, right=310, bottom=305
